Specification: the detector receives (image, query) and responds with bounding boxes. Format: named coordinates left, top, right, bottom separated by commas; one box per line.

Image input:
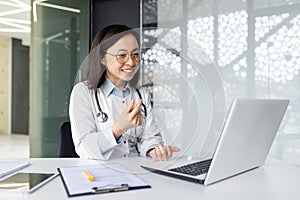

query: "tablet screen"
left=0, top=172, right=56, bottom=193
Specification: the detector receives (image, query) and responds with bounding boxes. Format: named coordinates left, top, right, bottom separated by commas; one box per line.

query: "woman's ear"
left=100, top=56, right=106, bottom=66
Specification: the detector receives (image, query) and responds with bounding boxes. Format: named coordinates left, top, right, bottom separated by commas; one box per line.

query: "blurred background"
left=0, top=0, right=299, bottom=167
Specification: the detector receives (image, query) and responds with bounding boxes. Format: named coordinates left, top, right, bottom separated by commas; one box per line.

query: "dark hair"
left=87, top=24, right=140, bottom=89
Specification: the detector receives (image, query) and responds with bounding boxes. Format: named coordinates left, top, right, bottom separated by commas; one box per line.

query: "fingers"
left=152, top=142, right=180, bottom=161
left=130, top=99, right=142, bottom=116
left=125, top=99, right=142, bottom=119
left=157, top=142, right=168, bottom=161
left=121, top=99, right=143, bottom=128
left=170, top=146, right=180, bottom=152
left=165, top=146, right=172, bottom=159
left=128, top=100, right=143, bottom=126
left=133, top=113, right=143, bottom=126
left=126, top=99, right=135, bottom=112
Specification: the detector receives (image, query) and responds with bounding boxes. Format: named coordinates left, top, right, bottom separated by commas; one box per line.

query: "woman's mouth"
left=121, top=69, right=134, bottom=73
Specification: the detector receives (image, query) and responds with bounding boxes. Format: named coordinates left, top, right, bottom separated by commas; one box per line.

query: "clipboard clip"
left=91, top=183, right=129, bottom=194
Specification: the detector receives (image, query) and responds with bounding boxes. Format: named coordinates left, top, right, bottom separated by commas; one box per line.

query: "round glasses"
left=106, top=50, right=141, bottom=64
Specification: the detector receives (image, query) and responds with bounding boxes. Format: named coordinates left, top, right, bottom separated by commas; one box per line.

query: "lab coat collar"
left=101, top=77, right=131, bottom=98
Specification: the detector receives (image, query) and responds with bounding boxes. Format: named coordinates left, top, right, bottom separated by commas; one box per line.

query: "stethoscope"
left=94, top=88, right=147, bottom=122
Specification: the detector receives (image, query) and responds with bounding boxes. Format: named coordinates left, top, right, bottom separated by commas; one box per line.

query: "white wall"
left=0, top=36, right=11, bottom=135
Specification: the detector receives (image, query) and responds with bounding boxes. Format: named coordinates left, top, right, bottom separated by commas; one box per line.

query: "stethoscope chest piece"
left=97, top=111, right=108, bottom=122
left=95, top=89, right=108, bottom=122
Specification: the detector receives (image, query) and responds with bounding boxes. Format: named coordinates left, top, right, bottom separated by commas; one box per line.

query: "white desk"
left=1, top=157, right=300, bottom=200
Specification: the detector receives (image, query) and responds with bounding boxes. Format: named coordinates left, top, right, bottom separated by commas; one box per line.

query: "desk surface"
left=0, top=157, right=299, bottom=200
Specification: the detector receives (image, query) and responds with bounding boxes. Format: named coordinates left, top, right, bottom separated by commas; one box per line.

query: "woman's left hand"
left=148, top=142, right=180, bottom=161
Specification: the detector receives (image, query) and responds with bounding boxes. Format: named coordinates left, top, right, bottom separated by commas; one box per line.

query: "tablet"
left=0, top=172, right=58, bottom=193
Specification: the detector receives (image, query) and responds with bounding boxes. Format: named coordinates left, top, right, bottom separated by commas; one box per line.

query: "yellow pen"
left=83, top=170, right=94, bottom=181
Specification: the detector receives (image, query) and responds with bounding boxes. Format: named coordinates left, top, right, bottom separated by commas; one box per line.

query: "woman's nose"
left=125, top=54, right=135, bottom=65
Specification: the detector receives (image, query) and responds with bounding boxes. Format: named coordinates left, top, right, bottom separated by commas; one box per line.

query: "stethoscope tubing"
left=94, top=88, right=147, bottom=122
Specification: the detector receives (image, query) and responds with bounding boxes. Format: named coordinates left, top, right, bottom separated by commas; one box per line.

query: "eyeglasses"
left=106, top=50, right=141, bottom=64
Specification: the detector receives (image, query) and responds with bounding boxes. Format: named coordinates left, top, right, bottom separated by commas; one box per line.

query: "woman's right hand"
left=112, top=99, right=143, bottom=139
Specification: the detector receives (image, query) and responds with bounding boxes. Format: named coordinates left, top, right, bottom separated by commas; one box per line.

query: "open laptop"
left=141, top=99, right=289, bottom=185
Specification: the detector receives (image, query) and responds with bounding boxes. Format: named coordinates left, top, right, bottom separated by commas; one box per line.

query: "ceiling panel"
left=0, top=0, right=31, bottom=46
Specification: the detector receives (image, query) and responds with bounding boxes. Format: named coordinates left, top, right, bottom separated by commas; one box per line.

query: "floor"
left=0, top=134, right=29, bottom=158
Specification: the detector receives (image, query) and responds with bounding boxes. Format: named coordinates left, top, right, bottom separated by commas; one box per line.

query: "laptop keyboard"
left=168, top=159, right=212, bottom=176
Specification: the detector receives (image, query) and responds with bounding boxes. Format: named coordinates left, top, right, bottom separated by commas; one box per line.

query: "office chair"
left=57, top=121, right=79, bottom=157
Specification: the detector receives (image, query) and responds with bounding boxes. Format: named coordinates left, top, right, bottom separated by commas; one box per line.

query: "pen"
left=83, top=169, right=94, bottom=181
left=92, top=184, right=129, bottom=194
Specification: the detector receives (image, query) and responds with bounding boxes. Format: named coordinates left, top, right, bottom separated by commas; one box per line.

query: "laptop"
left=140, top=99, right=289, bottom=185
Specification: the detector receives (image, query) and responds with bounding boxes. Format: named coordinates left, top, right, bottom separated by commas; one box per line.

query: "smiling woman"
left=86, top=25, right=141, bottom=90
left=104, top=34, right=140, bottom=89
left=69, top=24, right=180, bottom=161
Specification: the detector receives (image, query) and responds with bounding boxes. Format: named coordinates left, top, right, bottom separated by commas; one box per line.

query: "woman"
left=69, top=24, right=179, bottom=161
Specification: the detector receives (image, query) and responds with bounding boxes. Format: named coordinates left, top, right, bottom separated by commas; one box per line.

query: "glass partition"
left=142, top=0, right=300, bottom=165
left=30, top=0, right=89, bottom=157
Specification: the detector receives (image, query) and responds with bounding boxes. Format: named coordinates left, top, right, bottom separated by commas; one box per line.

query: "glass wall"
left=142, top=0, right=300, bottom=165
left=30, top=0, right=89, bottom=157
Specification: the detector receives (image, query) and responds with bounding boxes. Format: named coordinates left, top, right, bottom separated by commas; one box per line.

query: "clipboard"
left=58, top=163, right=151, bottom=197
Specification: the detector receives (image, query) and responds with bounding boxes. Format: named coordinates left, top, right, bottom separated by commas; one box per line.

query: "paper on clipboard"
left=58, top=163, right=150, bottom=197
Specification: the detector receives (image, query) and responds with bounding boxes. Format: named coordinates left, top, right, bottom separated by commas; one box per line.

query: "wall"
left=0, top=36, right=11, bottom=135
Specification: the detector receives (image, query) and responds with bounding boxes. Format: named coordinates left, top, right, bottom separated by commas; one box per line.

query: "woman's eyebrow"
left=131, top=48, right=139, bottom=51
left=117, top=48, right=139, bottom=52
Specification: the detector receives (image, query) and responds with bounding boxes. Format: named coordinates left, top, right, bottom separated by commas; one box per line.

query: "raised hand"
left=112, top=99, right=143, bottom=138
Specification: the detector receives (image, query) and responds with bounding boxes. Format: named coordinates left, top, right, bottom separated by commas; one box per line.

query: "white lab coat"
left=69, top=81, right=161, bottom=160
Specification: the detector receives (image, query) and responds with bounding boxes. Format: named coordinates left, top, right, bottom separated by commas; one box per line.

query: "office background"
left=0, top=0, right=300, bottom=167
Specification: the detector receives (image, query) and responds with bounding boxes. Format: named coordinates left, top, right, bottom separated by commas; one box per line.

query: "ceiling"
left=0, top=0, right=31, bottom=46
